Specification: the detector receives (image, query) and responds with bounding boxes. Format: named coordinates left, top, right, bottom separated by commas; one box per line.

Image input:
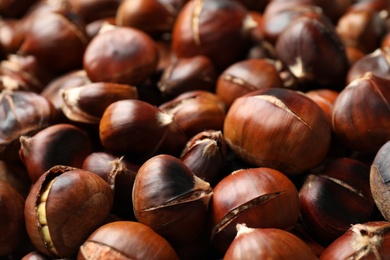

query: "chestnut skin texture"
left=224, top=88, right=331, bottom=175
left=78, top=221, right=179, bottom=260
left=320, top=221, right=390, bottom=259
left=83, top=26, right=159, bottom=85
left=209, top=167, right=300, bottom=253
left=0, top=180, right=25, bottom=255
left=24, top=166, right=113, bottom=258
left=224, top=224, right=317, bottom=260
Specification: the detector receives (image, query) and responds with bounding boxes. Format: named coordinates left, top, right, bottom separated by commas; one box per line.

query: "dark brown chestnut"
left=24, top=165, right=113, bottom=258
left=224, top=224, right=318, bottom=260
left=83, top=25, right=159, bottom=85
left=275, top=14, right=349, bottom=90
left=0, top=160, right=31, bottom=199
left=224, top=88, right=331, bottom=175
left=18, top=6, right=89, bottom=73
left=158, top=55, right=217, bottom=98
left=215, top=58, right=284, bottom=107
left=209, top=167, right=300, bottom=253
left=0, top=0, right=37, bottom=18
left=0, top=180, right=26, bottom=256
left=299, top=157, right=375, bottom=245
left=78, top=221, right=179, bottom=260
left=305, top=88, right=339, bottom=124
left=0, top=90, right=57, bottom=162
left=171, top=0, right=254, bottom=71
left=82, top=152, right=139, bottom=220
left=99, top=99, right=177, bottom=161
left=370, top=141, right=390, bottom=221
left=61, top=82, right=138, bottom=124
left=133, top=154, right=213, bottom=247
left=159, top=90, right=226, bottom=139
left=320, top=221, right=390, bottom=259
left=0, top=18, right=25, bottom=56
left=69, top=0, right=122, bottom=23
left=116, top=0, right=183, bottom=38
left=19, top=123, right=92, bottom=183
left=331, top=72, right=390, bottom=152
left=180, top=130, right=227, bottom=186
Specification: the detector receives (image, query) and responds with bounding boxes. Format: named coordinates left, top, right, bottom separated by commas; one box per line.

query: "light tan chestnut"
left=224, top=88, right=331, bottom=175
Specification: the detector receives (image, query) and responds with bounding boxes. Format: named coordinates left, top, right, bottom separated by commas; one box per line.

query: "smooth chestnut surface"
left=224, top=88, right=331, bottom=175
left=19, top=123, right=92, bottom=183
left=133, top=154, right=213, bottom=246
left=224, top=224, right=317, bottom=260
left=305, top=89, right=339, bottom=124
left=209, top=167, right=300, bottom=253
left=24, top=165, right=113, bottom=258
left=275, top=14, right=349, bottom=90
left=370, top=141, right=390, bottom=221
left=83, top=25, right=159, bottom=85
left=171, top=0, right=253, bottom=71
left=299, top=158, right=375, bottom=245
left=331, top=72, right=390, bottom=152
left=216, top=58, right=284, bottom=107
left=320, top=221, right=390, bottom=259
left=0, top=180, right=26, bottom=256
left=78, top=221, right=179, bottom=260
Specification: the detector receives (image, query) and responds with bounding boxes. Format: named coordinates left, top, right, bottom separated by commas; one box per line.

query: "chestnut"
left=215, top=58, right=284, bottom=107
left=0, top=160, right=31, bottom=199
left=78, top=221, right=179, bottom=260
left=370, top=140, right=390, bottom=221
left=19, top=123, right=92, bottom=183
left=171, top=0, right=254, bottom=71
left=305, top=88, right=339, bottom=124
left=299, top=157, right=375, bottom=245
left=180, top=130, right=227, bottom=186
left=346, top=48, right=390, bottom=83
left=18, top=6, right=89, bottom=73
left=0, top=90, right=57, bottom=162
left=275, top=14, right=349, bottom=90
left=69, top=0, right=121, bottom=23
left=158, top=55, right=217, bottom=98
left=331, top=72, right=390, bottom=152
left=159, top=90, right=227, bottom=139
left=132, top=154, right=213, bottom=247
left=0, top=18, right=25, bottom=56
left=116, top=0, right=183, bottom=38
left=320, top=221, right=390, bottom=259
left=24, top=165, right=113, bottom=258
left=99, top=99, right=178, bottom=161
left=83, top=25, right=159, bottom=85
left=61, top=82, right=138, bottom=124
left=209, top=167, right=300, bottom=253
left=224, top=224, right=317, bottom=259
left=0, top=180, right=26, bottom=256
left=82, top=152, right=139, bottom=220
left=0, top=0, right=37, bottom=18
left=223, top=88, right=331, bottom=175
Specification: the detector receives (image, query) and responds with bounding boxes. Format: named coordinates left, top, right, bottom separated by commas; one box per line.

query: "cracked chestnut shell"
left=299, top=157, right=375, bottom=245
left=224, top=224, right=317, bottom=260
left=331, top=72, right=390, bottom=152
left=132, top=154, right=213, bottom=247
left=275, top=14, right=349, bottom=90
left=320, top=221, right=390, bottom=259
left=209, top=167, right=300, bottom=253
left=24, top=165, right=113, bottom=258
left=224, top=88, right=331, bottom=175
left=78, top=221, right=179, bottom=260
left=370, top=141, right=390, bottom=221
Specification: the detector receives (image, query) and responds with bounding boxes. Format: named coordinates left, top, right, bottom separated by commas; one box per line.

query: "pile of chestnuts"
left=1, top=0, right=390, bottom=259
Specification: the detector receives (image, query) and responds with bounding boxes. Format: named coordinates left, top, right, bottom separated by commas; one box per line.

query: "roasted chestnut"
left=320, top=221, right=390, bottom=259
left=83, top=25, right=159, bottom=85
left=78, top=221, right=179, bottom=260
left=209, top=167, right=300, bottom=253
left=133, top=154, right=213, bottom=247
left=331, top=72, right=390, bottom=152
left=224, top=88, right=331, bottom=175
left=19, top=123, right=92, bottom=183
left=299, top=157, right=375, bottom=245
left=24, top=165, right=113, bottom=258
left=224, top=224, right=317, bottom=259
